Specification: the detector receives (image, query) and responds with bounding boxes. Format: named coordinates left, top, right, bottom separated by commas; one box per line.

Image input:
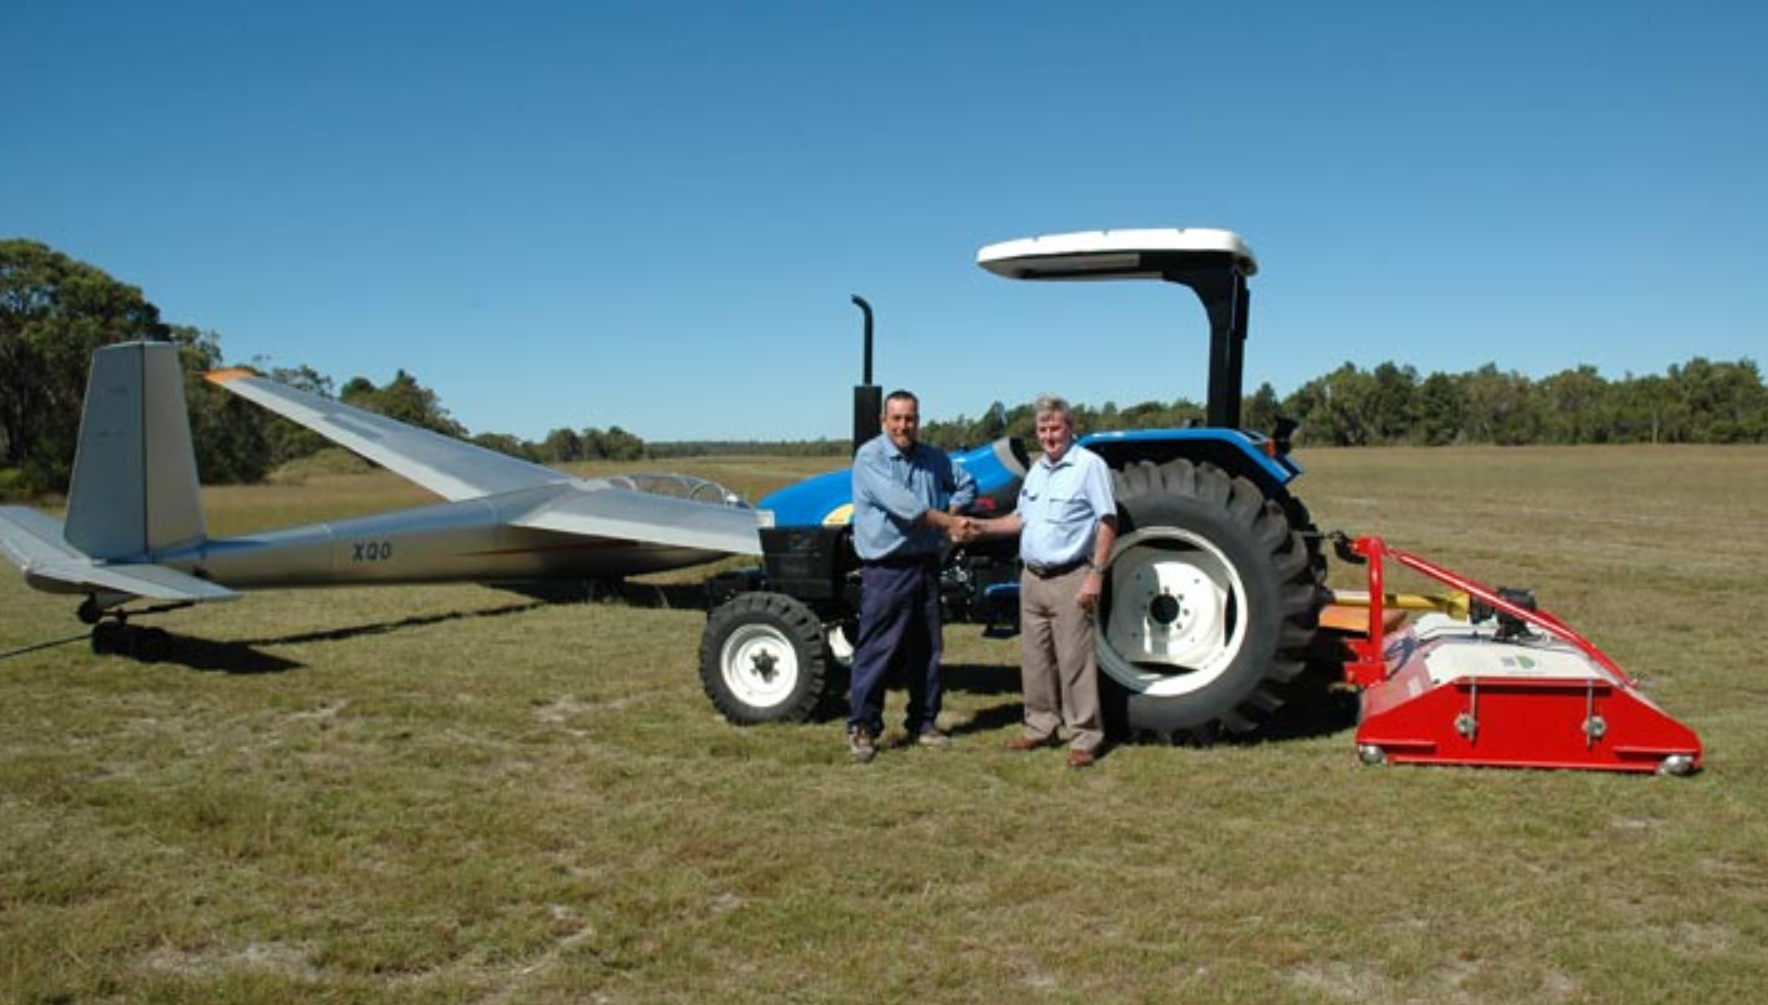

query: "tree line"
left=0, top=240, right=666, bottom=496
left=919, top=357, right=1768, bottom=453
left=5, top=239, right=1764, bottom=498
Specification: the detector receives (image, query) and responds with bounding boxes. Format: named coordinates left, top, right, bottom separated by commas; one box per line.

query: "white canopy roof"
left=977, top=228, right=1258, bottom=280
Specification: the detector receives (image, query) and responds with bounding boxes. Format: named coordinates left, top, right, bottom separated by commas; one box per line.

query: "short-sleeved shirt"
left=851, top=434, right=978, bottom=562
left=1016, top=444, right=1115, bottom=567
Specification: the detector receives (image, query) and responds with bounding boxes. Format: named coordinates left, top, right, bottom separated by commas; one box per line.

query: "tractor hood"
left=759, top=438, right=1029, bottom=529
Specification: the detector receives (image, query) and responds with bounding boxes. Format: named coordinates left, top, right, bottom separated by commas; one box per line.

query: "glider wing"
left=206, top=369, right=569, bottom=501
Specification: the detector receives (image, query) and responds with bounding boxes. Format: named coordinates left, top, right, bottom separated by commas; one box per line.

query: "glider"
left=0, top=341, right=763, bottom=655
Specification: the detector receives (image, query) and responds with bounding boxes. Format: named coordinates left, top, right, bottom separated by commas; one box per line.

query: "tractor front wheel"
left=699, top=592, right=830, bottom=724
left=1099, top=459, right=1321, bottom=739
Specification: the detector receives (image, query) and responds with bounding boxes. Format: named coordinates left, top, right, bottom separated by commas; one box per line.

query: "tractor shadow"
left=946, top=664, right=1361, bottom=748
left=1112, top=660, right=1360, bottom=747
left=941, top=662, right=1028, bottom=736
left=1254, top=668, right=1361, bottom=742
left=575, top=580, right=1044, bottom=731
left=793, top=661, right=1026, bottom=732
left=1255, top=632, right=1368, bottom=742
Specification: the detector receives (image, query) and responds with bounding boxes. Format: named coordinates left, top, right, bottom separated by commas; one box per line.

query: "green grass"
left=3, top=447, right=1766, bottom=1004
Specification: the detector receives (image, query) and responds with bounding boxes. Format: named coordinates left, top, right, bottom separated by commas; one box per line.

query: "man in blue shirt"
left=847, top=390, right=977, bottom=763
left=969, top=395, right=1117, bottom=768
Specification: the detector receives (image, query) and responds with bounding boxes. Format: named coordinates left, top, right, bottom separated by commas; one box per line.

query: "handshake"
left=944, top=513, right=987, bottom=546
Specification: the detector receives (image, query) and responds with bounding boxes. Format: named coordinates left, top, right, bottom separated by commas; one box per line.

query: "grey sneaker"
left=915, top=727, right=953, bottom=749
left=848, top=726, right=877, bottom=763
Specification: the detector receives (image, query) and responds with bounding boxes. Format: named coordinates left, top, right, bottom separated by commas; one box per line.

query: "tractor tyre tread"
left=699, top=592, right=830, bottom=725
left=1104, top=459, right=1324, bottom=739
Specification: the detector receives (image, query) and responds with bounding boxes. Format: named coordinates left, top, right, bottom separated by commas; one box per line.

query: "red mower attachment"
left=1328, top=536, right=1702, bottom=776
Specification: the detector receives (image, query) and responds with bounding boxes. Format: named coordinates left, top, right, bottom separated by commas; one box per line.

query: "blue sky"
left=5, top=1, right=1764, bottom=442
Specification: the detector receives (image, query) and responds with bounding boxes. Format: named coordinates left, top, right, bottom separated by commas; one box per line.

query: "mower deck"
left=1337, top=538, right=1702, bottom=775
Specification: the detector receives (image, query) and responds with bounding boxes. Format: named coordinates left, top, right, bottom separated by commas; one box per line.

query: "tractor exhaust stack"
left=850, top=294, right=880, bottom=456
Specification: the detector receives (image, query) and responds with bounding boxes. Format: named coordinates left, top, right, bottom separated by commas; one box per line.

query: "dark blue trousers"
left=848, top=559, right=944, bottom=736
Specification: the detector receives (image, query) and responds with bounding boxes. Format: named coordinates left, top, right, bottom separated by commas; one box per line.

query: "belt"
left=1024, top=557, right=1088, bottom=579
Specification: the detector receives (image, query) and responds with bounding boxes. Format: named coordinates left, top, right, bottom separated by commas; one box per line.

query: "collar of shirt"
left=889, top=442, right=924, bottom=478
left=1037, top=450, right=1074, bottom=473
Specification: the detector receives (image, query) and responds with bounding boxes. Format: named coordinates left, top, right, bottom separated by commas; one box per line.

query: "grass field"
left=3, top=447, right=1766, bottom=1004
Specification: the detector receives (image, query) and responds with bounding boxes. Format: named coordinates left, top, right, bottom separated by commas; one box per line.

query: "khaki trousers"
left=1018, top=566, right=1104, bottom=752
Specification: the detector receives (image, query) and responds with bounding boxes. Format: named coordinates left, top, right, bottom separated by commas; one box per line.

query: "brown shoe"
left=1066, top=748, right=1097, bottom=769
left=848, top=726, right=878, bottom=764
left=1006, top=733, right=1056, bottom=751
left=915, top=727, right=953, bottom=749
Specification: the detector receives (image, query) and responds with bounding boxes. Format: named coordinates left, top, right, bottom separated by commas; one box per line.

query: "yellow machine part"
left=1319, top=589, right=1471, bottom=636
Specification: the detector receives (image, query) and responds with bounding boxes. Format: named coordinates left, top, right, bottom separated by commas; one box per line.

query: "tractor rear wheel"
left=1100, top=459, right=1322, bottom=739
left=700, top=592, right=830, bottom=724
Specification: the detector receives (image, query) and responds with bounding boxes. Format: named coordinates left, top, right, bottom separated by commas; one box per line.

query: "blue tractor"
left=698, top=229, right=1327, bottom=741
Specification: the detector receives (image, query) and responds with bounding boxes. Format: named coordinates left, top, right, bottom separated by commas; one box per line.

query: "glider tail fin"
left=64, top=341, right=207, bottom=561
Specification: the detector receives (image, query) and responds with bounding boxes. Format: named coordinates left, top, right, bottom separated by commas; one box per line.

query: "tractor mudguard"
left=1079, top=428, right=1303, bottom=500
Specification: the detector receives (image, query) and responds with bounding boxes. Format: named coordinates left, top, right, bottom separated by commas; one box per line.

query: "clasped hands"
left=946, top=514, right=985, bottom=546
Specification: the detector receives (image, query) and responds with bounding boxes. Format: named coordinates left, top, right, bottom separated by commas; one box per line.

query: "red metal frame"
left=1342, top=537, right=1702, bottom=775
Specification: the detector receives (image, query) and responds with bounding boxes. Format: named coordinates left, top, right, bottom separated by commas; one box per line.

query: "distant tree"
left=577, top=426, right=646, bottom=461
left=597, top=425, right=646, bottom=462
left=1295, top=363, right=1383, bottom=446
left=340, top=369, right=465, bottom=437
left=0, top=239, right=171, bottom=492
left=471, top=431, right=536, bottom=461
left=1619, top=373, right=1681, bottom=444
left=539, top=427, right=586, bottom=463
left=1280, top=378, right=1328, bottom=446
left=1368, top=362, right=1420, bottom=443
left=267, top=363, right=335, bottom=398
left=1067, top=401, right=1103, bottom=434
left=1414, top=372, right=1466, bottom=445
left=1243, top=382, right=1282, bottom=435
left=1461, top=365, right=1539, bottom=445
left=252, top=363, right=335, bottom=467
left=1001, top=401, right=1036, bottom=441
left=1669, top=357, right=1768, bottom=443
left=968, top=400, right=1008, bottom=444
left=173, top=325, right=275, bottom=484
left=1117, top=400, right=1172, bottom=429
left=1539, top=365, right=1612, bottom=444
left=920, top=417, right=966, bottom=452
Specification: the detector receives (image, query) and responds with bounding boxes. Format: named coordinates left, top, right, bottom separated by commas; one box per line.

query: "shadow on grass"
left=1, top=626, right=304, bottom=676
left=951, top=701, right=1025, bottom=736
left=529, top=582, right=1360, bottom=744
left=235, top=600, right=548, bottom=648
left=792, top=662, right=1025, bottom=732
left=130, top=600, right=554, bottom=676
left=501, top=578, right=713, bottom=612
left=696, top=649, right=1353, bottom=746
left=954, top=654, right=1360, bottom=747
left=1255, top=669, right=1361, bottom=742
left=159, top=636, right=304, bottom=675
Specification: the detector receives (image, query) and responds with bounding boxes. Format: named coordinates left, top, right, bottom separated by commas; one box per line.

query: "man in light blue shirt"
left=846, top=390, right=977, bottom=762
left=969, top=395, right=1117, bottom=767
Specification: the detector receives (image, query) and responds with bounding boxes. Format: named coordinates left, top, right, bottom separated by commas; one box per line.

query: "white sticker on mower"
left=1418, top=635, right=1606, bottom=685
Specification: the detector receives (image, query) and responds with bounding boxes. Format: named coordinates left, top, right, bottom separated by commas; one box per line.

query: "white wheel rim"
left=720, top=624, right=802, bottom=708
left=1100, top=527, right=1250, bottom=696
